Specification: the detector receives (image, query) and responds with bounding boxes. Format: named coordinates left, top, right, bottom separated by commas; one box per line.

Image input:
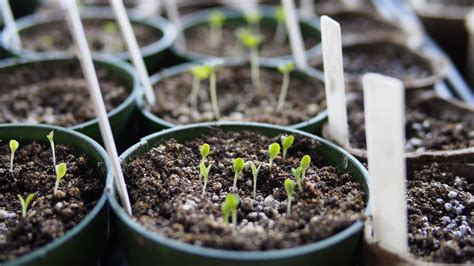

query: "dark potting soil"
left=427, top=0, right=474, bottom=6
left=149, top=65, right=326, bottom=125
left=0, top=141, right=104, bottom=262
left=325, top=12, right=399, bottom=36
left=407, top=163, right=473, bottom=263
left=0, top=60, right=130, bottom=127
left=310, top=42, right=433, bottom=83
left=124, top=131, right=366, bottom=251
left=82, top=0, right=137, bottom=7
left=184, top=23, right=320, bottom=58
left=346, top=92, right=474, bottom=152
left=20, top=19, right=161, bottom=54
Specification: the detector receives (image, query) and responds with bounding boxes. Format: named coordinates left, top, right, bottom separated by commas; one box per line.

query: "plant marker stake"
left=60, top=0, right=132, bottom=215
left=109, top=0, right=156, bottom=106
left=300, top=0, right=314, bottom=19
left=0, top=0, right=21, bottom=46
left=466, top=10, right=474, bottom=88
left=282, top=0, right=308, bottom=69
left=164, top=0, right=185, bottom=50
left=321, top=16, right=349, bottom=148
left=363, top=73, right=408, bottom=256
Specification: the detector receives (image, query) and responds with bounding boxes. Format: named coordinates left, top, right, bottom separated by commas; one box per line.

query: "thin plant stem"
left=273, top=22, right=287, bottom=46
left=50, top=141, right=56, bottom=168
left=210, top=25, right=222, bottom=48
left=201, top=180, right=207, bottom=197
left=10, top=152, right=14, bottom=171
left=54, top=178, right=60, bottom=195
left=253, top=176, right=257, bottom=199
left=276, top=71, right=290, bottom=112
left=190, top=76, right=200, bottom=110
left=287, top=196, right=292, bottom=215
left=232, top=173, right=238, bottom=192
left=250, top=47, right=260, bottom=92
left=209, top=71, right=221, bottom=120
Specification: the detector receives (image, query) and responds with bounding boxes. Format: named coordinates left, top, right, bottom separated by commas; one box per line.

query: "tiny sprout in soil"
left=17, top=193, right=35, bottom=218
left=300, top=155, right=311, bottom=179
left=232, top=158, right=245, bottom=192
left=9, top=139, right=19, bottom=171
left=273, top=5, right=287, bottom=45
left=209, top=10, right=225, bottom=48
left=292, top=166, right=303, bottom=191
left=250, top=161, right=261, bottom=199
left=268, top=143, right=280, bottom=170
left=200, top=143, right=211, bottom=163
left=237, top=28, right=264, bottom=91
left=46, top=130, right=56, bottom=168
left=281, top=135, right=294, bottom=160
left=41, top=35, right=54, bottom=48
left=200, top=162, right=212, bottom=197
left=54, top=162, right=67, bottom=197
left=103, top=21, right=119, bottom=34
left=276, top=62, right=295, bottom=112
left=284, top=178, right=295, bottom=215
left=221, top=193, right=240, bottom=227
left=190, top=64, right=212, bottom=111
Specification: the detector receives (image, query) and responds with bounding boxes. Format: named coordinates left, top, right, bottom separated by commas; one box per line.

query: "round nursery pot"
left=137, top=59, right=328, bottom=137
left=0, top=55, right=139, bottom=149
left=323, top=94, right=474, bottom=163
left=109, top=122, right=370, bottom=266
left=172, top=6, right=322, bottom=63
left=1, top=7, right=177, bottom=72
left=309, top=38, right=448, bottom=90
left=361, top=160, right=473, bottom=265
left=0, top=124, right=112, bottom=266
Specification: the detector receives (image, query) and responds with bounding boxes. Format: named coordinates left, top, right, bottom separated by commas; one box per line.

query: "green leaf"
left=191, top=65, right=212, bottom=80
left=277, top=62, right=295, bottom=74
left=225, top=193, right=240, bottom=210
left=200, top=143, right=210, bottom=160
left=233, top=158, right=245, bottom=174
left=46, top=131, right=54, bottom=143
left=238, top=31, right=264, bottom=48
left=300, top=155, right=311, bottom=170
left=284, top=178, right=295, bottom=197
left=9, top=139, right=19, bottom=153
left=245, top=10, right=262, bottom=25
left=103, top=21, right=118, bottom=34
left=25, top=193, right=35, bottom=207
left=250, top=161, right=260, bottom=177
left=281, top=135, right=294, bottom=151
left=209, top=10, right=225, bottom=27
left=56, top=162, right=67, bottom=179
left=292, top=167, right=302, bottom=179
left=275, top=6, right=286, bottom=22
left=268, top=143, right=281, bottom=160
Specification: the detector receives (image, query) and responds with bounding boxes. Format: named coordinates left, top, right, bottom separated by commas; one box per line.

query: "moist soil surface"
left=21, top=19, right=161, bottom=55
left=124, top=130, right=366, bottom=250
left=310, top=42, right=433, bottom=83
left=184, top=22, right=319, bottom=58
left=407, top=163, right=473, bottom=263
left=0, top=141, right=104, bottom=262
left=149, top=65, right=326, bottom=125
left=346, top=92, right=474, bottom=152
left=327, top=12, right=399, bottom=37
left=0, top=60, right=130, bottom=127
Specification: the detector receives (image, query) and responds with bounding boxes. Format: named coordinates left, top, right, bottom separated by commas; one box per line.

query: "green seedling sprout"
left=209, top=10, right=226, bottom=47
left=103, top=21, right=118, bottom=34
left=200, top=162, right=212, bottom=197
left=291, top=166, right=303, bottom=191
left=200, top=143, right=211, bottom=163
left=268, top=143, right=280, bottom=170
left=281, top=135, right=294, bottom=160
left=221, top=193, right=240, bottom=226
left=41, top=35, right=54, bottom=48
left=250, top=161, right=261, bottom=198
left=273, top=6, right=287, bottom=45
left=46, top=131, right=56, bottom=168
left=300, top=155, right=311, bottom=180
left=9, top=140, right=19, bottom=171
left=237, top=29, right=264, bottom=91
left=54, top=162, right=67, bottom=196
left=190, top=65, right=212, bottom=111
left=232, top=158, right=245, bottom=192
left=245, top=10, right=262, bottom=32
left=284, top=178, right=295, bottom=215
left=18, top=193, right=35, bottom=218
left=276, top=62, right=295, bottom=112
left=207, top=60, right=223, bottom=120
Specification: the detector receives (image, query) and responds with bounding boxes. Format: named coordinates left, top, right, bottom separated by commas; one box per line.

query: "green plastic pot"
left=172, top=6, right=322, bottom=64
left=108, top=122, right=371, bottom=266
left=0, top=55, right=139, bottom=150
left=0, top=123, right=112, bottom=266
left=1, top=7, right=177, bottom=72
left=137, top=59, right=328, bottom=138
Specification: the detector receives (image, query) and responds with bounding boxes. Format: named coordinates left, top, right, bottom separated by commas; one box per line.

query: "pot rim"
left=108, top=121, right=371, bottom=261
left=1, top=6, right=178, bottom=61
left=0, top=123, right=112, bottom=265
left=408, top=0, right=474, bottom=20
left=171, top=5, right=322, bottom=63
left=0, top=54, right=140, bottom=131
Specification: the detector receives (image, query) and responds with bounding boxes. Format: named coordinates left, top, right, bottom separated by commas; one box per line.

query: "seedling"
left=46, top=131, right=56, bottom=168
left=17, top=193, right=35, bottom=218
left=276, top=62, right=295, bottom=112
left=268, top=143, right=280, bottom=170
left=221, top=193, right=240, bottom=226
left=103, top=21, right=118, bottom=34
left=41, top=35, right=54, bottom=48
left=250, top=161, right=261, bottom=198
left=245, top=10, right=262, bottom=32
left=280, top=135, right=294, bottom=160
left=200, top=162, right=212, bottom=197
left=54, top=162, right=67, bottom=196
left=273, top=6, right=287, bottom=45
left=207, top=60, right=223, bottom=120
left=237, top=29, right=264, bottom=91
left=9, top=139, right=19, bottom=171
left=190, top=65, right=212, bottom=111
left=284, top=178, right=295, bottom=215
left=232, top=158, right=245, bottom=192
left=200, top=143, right=211, bottom=163
left=209, top=10, right=225, bottom=47
left=291, top=166, right=303, bottom=191
left=300, top=155, right=311, bottom=179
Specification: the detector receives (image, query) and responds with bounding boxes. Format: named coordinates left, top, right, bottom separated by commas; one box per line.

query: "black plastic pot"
left=0, top=55, right=139, bottom=150
left=136, top=59, right=328, bottom=137
left=0, top=123, right=112, bottom=266
left=108, top=122, right=370, bottom=266
left=1, top=7, right=177, bottom=72
left=171, top=6, right=322, bottom=64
